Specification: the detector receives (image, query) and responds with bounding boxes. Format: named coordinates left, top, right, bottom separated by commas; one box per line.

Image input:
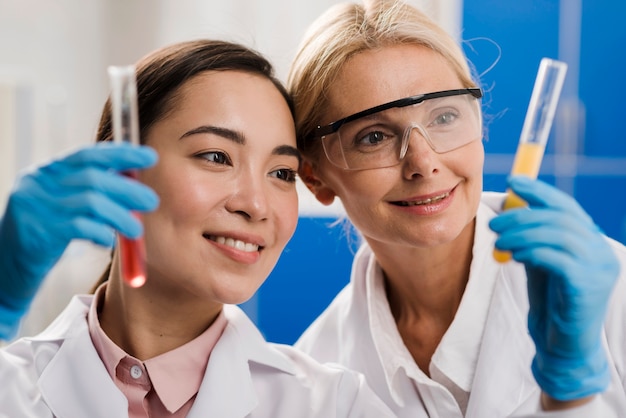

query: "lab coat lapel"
left=187, top=309, right=258, bottom=417
left=188, top=305, right=298, bottom=417
left=38, top=323, right=127, bottom=417
left=466, top=261, right=538, bottom=417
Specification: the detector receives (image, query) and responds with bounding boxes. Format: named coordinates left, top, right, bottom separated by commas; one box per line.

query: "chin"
left=213, top=283, right=262, bottom=306
left=415, top=221, right=468, bottom=248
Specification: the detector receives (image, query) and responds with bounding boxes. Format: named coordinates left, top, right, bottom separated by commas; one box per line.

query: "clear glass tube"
left=108, top=65, right=147, bottom=287
left=493, top=58, right=568, bottom=263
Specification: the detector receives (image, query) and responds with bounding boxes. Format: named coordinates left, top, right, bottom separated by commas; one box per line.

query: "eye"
left=270, top=168, right=297, bottom=183
left=356, top=130, right=387, bottom=146
left=350, top=128, right=398, bottom=155
left=430, top=109, right=460, bottom=127
left=196, top=151, right=231, bottom=165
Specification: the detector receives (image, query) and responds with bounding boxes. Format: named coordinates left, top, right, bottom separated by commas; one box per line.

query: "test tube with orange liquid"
left=493, top=58, right=568, bottom=263
left=108, top=65, right=147, bottom=287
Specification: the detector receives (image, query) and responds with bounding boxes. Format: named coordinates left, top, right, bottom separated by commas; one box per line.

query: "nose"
left=400, top=125, right=439, bottom=179
left=225, top=170, right=270, bottom=221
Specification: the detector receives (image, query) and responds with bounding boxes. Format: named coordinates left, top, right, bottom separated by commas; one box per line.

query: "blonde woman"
left=287, top=1, right=626, bottom=416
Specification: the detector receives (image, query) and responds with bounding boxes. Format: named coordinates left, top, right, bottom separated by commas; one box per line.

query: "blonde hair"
left=287, top=0, right=478, bottom=158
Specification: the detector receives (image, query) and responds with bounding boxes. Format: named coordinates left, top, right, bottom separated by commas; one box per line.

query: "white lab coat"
left=296, top=192, right=626, bottom=418
left=0, top=296, right=394, bottom=418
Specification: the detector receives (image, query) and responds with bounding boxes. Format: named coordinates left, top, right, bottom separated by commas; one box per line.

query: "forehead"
left=177, top=71, right=284, bottom=117
left=325, top=44, right=463, bottom=122
left=166, top=71, right=296, bottom=144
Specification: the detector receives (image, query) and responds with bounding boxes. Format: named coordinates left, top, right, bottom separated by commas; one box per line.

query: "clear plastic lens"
left=322, top=93, right=482, bottom=170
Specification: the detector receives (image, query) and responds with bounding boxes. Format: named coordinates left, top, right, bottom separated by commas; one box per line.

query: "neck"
left=98, top=253, right=223, bottom=360
left=367, top=219, right=475, bottom=374
left=371, top=217, right=475, bottom=325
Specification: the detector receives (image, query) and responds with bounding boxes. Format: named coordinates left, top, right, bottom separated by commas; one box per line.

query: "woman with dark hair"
left=0, top=39, right=393, bottom=417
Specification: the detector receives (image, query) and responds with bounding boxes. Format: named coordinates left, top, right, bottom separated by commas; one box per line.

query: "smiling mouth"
left=395, top=191, right=450, bottom=207
left=204, top=234, right=262, bottom=252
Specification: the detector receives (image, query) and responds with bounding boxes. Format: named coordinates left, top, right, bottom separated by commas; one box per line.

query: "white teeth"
left=403, top=192, right=449, bottom=206
left=209, top=235, right=259, bottom=252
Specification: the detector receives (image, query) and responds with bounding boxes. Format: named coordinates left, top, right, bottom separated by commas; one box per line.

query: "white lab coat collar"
left=222, top=304, right=297, bottom=375
left=364, top=194, right=535, bottom=409
left=467, top=263, right=539, bottom=417
left=365, top=251, right=419, bottom=407
left=28, top=297, right=298, bottom=418
left=34, top=296, right=128, bottom=418
left=430, top=200, right=500, bottom=393
left=466, top=259, right=538, bottom=416
left=26, top=294, right=91, bottom=342
left=189, top=305, right=297, bottom=417
left=465, top=192, right=538, bottom=416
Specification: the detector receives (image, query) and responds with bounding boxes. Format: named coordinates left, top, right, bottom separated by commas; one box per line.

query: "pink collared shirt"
left=87, top=283, right=227, bottom=417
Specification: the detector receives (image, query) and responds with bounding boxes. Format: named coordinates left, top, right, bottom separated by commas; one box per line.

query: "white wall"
left=0, top=0, right=461, bottom=337
left=0, top=0, right=459, bottom=165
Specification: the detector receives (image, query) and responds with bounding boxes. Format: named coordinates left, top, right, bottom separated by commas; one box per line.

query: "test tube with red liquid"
left=108, top=65, right=147, bottom=287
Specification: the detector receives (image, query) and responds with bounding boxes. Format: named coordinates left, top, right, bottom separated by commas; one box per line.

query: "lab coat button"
left=130, top=365, right=143, bottom=379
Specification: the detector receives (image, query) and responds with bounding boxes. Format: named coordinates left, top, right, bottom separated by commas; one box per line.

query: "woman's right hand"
left=489, top=176, right=619, bottom=403
left=0, top=142, right=159, bottom=338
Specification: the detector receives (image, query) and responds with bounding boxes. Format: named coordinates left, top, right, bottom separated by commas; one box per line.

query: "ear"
left=299, top=160, right=337, bottom=206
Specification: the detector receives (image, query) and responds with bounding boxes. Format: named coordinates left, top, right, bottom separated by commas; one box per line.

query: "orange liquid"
left=493, top=142, right=546, bottom=263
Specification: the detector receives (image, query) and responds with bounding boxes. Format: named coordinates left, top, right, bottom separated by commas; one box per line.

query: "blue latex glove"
left=489, top=176, right=619, bottom=401
left=0, top=142, right=159, bottom=339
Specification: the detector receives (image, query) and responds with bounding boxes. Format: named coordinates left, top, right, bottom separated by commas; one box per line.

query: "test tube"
left=493, top=58, right=568, bottom=263
left=108, top=65, right=147, bottom=287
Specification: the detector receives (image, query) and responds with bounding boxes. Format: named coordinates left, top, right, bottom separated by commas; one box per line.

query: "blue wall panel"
left=464, top=0, right=626, bottom=245
left=252, top=217, right=356, bottom=344
left=463, top=1, right=560, bottom=155
left=580, top=2, right=626, bottom=157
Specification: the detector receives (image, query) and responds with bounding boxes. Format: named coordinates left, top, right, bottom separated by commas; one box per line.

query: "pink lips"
left=392, top=187, right=455, bottom=215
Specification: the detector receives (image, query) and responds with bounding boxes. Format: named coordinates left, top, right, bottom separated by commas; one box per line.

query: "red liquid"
left=119, top=170, right=147, bottom=287
left=119, top=232, right=146, bottom=288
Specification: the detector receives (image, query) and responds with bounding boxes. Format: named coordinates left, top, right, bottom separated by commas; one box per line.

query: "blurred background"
left=1, top=0, right=624, bottom=344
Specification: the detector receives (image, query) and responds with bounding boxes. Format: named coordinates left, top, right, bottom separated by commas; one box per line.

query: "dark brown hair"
left=98, top=39, right=292, bottom=145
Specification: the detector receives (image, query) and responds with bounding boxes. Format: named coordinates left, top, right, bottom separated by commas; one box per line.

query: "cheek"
left=141, top=165, right=212, bottom=223
left=466, top=143, right=484, bottom=186
left=278, top=192, right=299, bottom=241
left=452, top=140, right=484, bottom=181
left=457, top=142, right=484, bottom=211
left=324, top=172, right=391, bottom=234
left=330, top=170, right=392, bottom=206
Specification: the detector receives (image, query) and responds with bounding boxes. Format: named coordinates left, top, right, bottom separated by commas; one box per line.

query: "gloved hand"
left=0, top=142, right=159, bottom=339
left=489, top=176, right=619, bottom=401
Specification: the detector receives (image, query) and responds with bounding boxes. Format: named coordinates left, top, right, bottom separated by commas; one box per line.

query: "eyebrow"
left=180, top=124, right=301, bottom=162
left=275, top=144, right=302, bottom=168
left=180, top=125, right=245, bottom=144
